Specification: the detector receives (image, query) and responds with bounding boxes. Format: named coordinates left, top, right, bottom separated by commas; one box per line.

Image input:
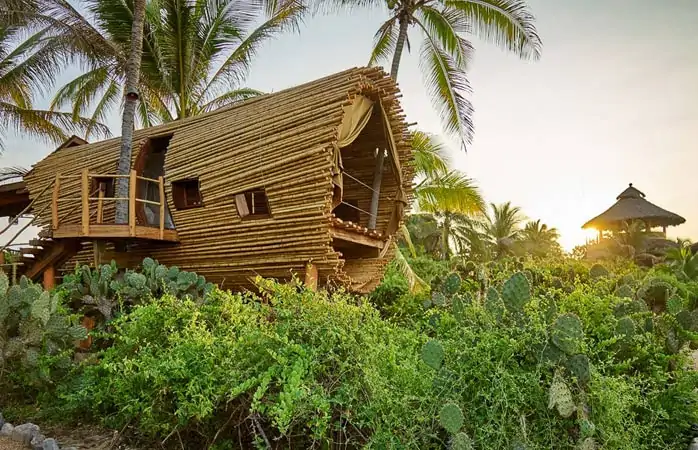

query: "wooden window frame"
left=235, top=188, right=271, bottom=220
left=91, top=177, right=115, bottom=198
left=172, top=178, right=203, bottom=210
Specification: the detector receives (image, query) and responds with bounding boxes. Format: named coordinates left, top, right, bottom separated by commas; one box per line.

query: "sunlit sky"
left=3, top=0, right=698, bottom=250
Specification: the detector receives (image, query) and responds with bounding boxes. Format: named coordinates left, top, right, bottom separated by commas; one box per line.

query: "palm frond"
left=416, top=6, right=473, bottom=68
left=368, top=18, right=398, bottom=66
left=199, top=88, right=263, bottom=114
left=393, top=243, right=427, bottom=293
left=416, top=19, right=474, bottom=148
left=399, top=223, right=418, bottom=258
left=0, top=165, right=28, bottom=183
left=411, top=130, right=450, bottom=181
left=417, top=169, right=485, bottom=215
left=444, top=0, right=541, bottom=59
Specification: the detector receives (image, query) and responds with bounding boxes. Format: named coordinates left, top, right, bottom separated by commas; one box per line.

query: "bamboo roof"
left=582, top=183, right=685, bottom=230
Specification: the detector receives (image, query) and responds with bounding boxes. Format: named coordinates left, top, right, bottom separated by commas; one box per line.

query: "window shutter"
left=235, top=193, right=249, bottom=217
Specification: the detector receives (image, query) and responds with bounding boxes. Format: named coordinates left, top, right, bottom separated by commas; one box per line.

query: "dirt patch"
left=0, top=436, right=28, bottom=450
left=36, top=424, right=142, bottom=450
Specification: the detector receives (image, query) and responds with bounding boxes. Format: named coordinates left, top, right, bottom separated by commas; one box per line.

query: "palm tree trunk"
left=441, top=213, right=451, bottom=260
left=390, top=16, right=409, bottom=80
left=369, top=17, right=409, bottom=229
left=115, top=0, right=147, bottom=225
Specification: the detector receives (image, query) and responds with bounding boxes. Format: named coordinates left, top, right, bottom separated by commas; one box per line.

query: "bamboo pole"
left=158, top=176, right=165, bottom=239
left=81, top=169, right=89, bottom=236
left=97, top=188, right=105, bottom=224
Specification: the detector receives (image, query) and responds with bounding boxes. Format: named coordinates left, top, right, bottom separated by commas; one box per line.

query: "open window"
left=172, top=179, right=202, bottom=209
left=333, top=199, right=360, bottom=223
left=235, top=188, right=270, bottom=219
left=91, top=176, right=114, bottom=198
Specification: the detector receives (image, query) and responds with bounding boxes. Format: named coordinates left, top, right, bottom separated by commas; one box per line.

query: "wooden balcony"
left=330, top=217, right=385, bottom=249
left=50, top=169, right=178, bottom=242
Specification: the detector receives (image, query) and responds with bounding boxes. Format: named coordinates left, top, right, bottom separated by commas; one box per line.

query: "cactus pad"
left=432, top=292, right=446, bottom=307
left=667, top=295, right=684, bottom=315
left=452, top=294, right=466, bottom=321
left=614, top=284, right=634, bottom=299
left=551, top=313, right=584, bottom=355
left=421, top=339, right=444, bottom=370
left=589, top=264, right=609, bottom=279
left=485, top=287, right=505, bottom=321
left=439, top=402, right=464, bottom=433
left=566, top=354, right=591, bottom=384
left=676, top=310, right=694, bottom=331
left=451, top=432, right=474, bottom=450
left=548, top=371, right=575, bottom=418
left=579, top=419, right=596, bottom=439
left=502, top=272, right=531, bottom=312
left=443, top=272, right=462, bottom=295
left=577, top=437, right=596, bottom=450
left=30, top=291, right=51, bottom=326
left=615, top=316, right=635, bottom=338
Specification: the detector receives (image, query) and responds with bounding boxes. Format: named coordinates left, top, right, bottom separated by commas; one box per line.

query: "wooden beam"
left=304, top=261, right=318, bottom=291
left=52, top=174, right=60, bottom=229
left=129, top=170, right=137, bottom=237
left=158, top=175, right=165, bottom=240
left=43, top=265, right=55, bottom=290
left=368, top=149, right=384, bottom=230
left=329, top=227, right=385, bottom=249
left=81, top=168, right=89, bottom=236
left=96, top=187, right=104, bottom=224
left=53, top=223, right=179, bottom=242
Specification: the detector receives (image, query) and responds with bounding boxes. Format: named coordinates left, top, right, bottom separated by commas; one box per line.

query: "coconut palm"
left=0, top=6, right=109, bottom=151
left=332, top=0, right=541, bottom=146
left=40, top=0, right=303, bottom=132
left=518, top=219, right=561, bottom=258
left=481, top=201, right=525, bottom=258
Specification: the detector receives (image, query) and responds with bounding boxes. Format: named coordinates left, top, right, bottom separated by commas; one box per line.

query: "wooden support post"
left=52, top=174, right=60, bottom=230
left=96, top=186, right=105, bottom=224
left=368, top=148, right=385, bottom=230
left=662, top=226, right=667, bottom=237
left=129, top=170, right=137, bottom=237
left=93, top=240, right=105, bottom=267
left=158, top=175, right=165, bottom=239
left=81, top=169, right=89, bottom=236
left=304, top=261, right=318, bottom=291
left=0, top=251, right=5, bottom=266
left=43, top=265, right=55, bottom=290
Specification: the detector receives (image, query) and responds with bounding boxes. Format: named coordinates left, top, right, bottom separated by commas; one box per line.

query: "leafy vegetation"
left=2, top=255, right=697, bottom=449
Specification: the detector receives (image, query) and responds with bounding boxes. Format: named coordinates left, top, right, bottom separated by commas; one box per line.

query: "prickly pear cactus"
left=551, top=313, right=584, bottom=355
left=421, top=339, right=444, bottom=370
left=577, top=437, right=596, bottom=450
left=548, top=371, right=575, bottom=418
left=451, top=432, right=474, bottom=450
left=439, top=402, right=464, bottom=434
left=667, top=295, right=684, bottom=315
left=452, top=293, right=470, bottom=322
left=614, top=284, right=634, bottom=299
left=485, top=287, right=505, bottom=321
left=615, top=316, right=635, bottom=338
left=589, top=264, right=609, bottom=279
left=432, top=292, right=446, bottom=307
left=676, top=310, right=696, bottom=332
left=0, top=272, right=85, bottom=375
left=566, top=354, right=591, bottom=384
left=502, top=272, right=531, bottom=313
left=442, top=272, right=462, bottom=296
left=578, top=418, right=596, bottom=439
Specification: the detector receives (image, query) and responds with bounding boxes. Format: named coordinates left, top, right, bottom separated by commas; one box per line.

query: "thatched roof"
left=582, top=183, right=685, bottom=230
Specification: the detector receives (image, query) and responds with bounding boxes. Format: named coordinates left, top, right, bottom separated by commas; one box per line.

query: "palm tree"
left=115, top=0, right=147, bottom=224
left=0, top=5, right=110, bottom=151
left=519, top=219, right=561, bottom=258
left=481, top=201, right=525, bottom=258
left=42, top=0, right=303, bottom=132
left=348, top=0, right=542, bottom=146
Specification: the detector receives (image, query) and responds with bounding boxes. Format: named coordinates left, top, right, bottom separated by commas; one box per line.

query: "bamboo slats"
left=23, top=67, right=414, bottom=292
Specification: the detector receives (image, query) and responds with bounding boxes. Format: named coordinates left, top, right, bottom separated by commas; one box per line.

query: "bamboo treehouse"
left=0, top=67, right=414, bottom=292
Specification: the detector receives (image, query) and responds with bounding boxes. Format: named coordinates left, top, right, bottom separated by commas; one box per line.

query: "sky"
left=3, top=0, right=698, bottom=250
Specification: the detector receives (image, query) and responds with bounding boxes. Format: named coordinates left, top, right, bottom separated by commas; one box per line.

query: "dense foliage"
left=1, top=256, right=697, bottom=449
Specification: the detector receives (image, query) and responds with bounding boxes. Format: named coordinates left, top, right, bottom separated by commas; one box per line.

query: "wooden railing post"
left=52, top=174, right=60, bottom=230
left=158, top=176, right=165, bottom=240
left=96, top=186, right=105, bottom=224
left=81, top=169, right=89, bottom=236
left=129, top=170, right=137, bottom=237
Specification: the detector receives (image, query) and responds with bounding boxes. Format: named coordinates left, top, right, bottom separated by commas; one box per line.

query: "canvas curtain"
left=332, top=95, right=375, bottom=208
left=380, top=99, right=407, bottom=236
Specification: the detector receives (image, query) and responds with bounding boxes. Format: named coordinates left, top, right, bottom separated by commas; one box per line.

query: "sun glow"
left=557, top=226, right=599, bottom=253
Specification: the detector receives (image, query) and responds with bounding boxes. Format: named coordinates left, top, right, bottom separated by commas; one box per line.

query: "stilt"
left=93, top=240, right=105, bottom=267
left=304, top=261, right=318, bottom=291
left=78, top=316, right=96, bottom=350
left=43, top=265, right=55, bottom=290
left=368, top=148, right=385, bottom=230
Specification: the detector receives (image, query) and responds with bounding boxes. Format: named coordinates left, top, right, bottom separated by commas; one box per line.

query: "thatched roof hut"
left=582, top=183, right=685, bottom=231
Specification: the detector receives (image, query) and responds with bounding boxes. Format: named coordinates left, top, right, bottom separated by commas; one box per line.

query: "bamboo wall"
left=23, top=67, right=414, bottom=291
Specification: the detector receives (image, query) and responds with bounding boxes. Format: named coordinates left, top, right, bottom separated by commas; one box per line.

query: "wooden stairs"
left=9, top=237, right=80, bottom=284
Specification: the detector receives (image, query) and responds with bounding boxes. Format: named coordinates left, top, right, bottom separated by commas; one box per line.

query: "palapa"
left=18, top=67, right=415, bottom=292
left=582, top=183, right=685, bottom=230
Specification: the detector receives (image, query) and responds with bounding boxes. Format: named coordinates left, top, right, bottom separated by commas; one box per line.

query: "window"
left=172, top=179, right=202, bottom=209
left=91, top=177, right=114, bottom=198
left=333, top=200, right=360, bottom=223
left=235, top=188, right=270, bottom=218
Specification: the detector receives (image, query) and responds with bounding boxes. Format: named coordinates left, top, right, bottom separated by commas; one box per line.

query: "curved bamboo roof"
left=582, top=183, right=685, bottom=230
